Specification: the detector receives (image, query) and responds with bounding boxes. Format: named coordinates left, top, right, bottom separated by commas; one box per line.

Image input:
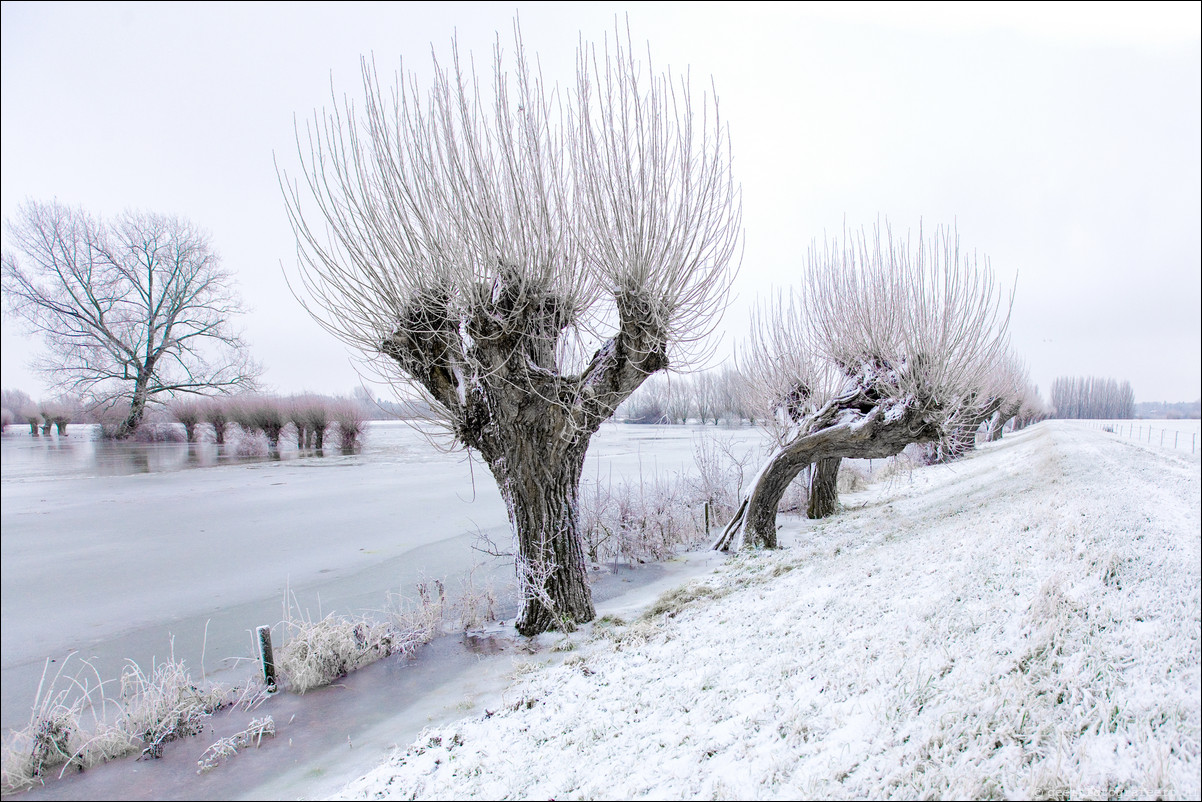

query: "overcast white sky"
left=2, top=1, right=1199, bottom=404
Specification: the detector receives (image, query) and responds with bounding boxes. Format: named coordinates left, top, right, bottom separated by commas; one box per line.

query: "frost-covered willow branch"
left=716, top=221, right=1013, bottom=550
left=279, top=17, right=741, bottom=635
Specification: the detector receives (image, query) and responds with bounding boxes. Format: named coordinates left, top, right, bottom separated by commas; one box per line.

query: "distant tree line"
left=1134, top=400, right=1201, bottom=420
left=616, top=368, right=756, bottom=426
left=1050, top=376, right=1135, bottom=419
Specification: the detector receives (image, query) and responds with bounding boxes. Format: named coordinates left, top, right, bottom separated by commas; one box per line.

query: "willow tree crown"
left=741, top=222, right=1013, bottom=440
left=280, top=20, right=741, bottom=435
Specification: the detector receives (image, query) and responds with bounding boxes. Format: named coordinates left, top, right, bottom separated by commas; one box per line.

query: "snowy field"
left=1074, top=419, right=1201, bottom=455
left=334, top=421, right=1201, bottom=801
left=2, top=420, right=1197, bottom=800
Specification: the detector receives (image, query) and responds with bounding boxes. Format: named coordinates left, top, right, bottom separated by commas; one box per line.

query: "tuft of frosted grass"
left=0, top=657, right=92, bottom=791
left=454, top=566, right=499, bottom=632
left=114, top=655, right=231, bottom=759
left=275, top=610, right=403, bottom=694
left=196, top=716, right=275, bottom=773
left=277, top=578, right=457, bottom=694
left=0, top=649, right=265, bottom=794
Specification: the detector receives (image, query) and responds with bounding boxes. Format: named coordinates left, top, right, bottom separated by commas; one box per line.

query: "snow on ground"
left=335, top=421, right=1201, bottom=800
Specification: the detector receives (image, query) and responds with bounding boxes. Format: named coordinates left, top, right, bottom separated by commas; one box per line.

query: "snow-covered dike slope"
left=334, top=422, right=1200, bottom=800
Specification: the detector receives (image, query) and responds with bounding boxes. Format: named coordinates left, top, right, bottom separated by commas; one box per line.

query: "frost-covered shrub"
left=233, top=429, right=269, bottom=457
left=579, top=473, right=700, bottom=565
left=690, top=435, right=754, bottom=525
left=776, top=473, right=809, bottom=514
left=837, top=462, right=870, bottom=493
left=132, top=421, right=186, bottom=443
left=579, top=433, right=795, bottom=564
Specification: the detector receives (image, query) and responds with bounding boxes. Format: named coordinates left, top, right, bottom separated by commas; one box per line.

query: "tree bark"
left=807, top=457, right=841, bottom=519
left=114, top=377, right=152, bottom=439
left=489, top=444, right=595, bottom=635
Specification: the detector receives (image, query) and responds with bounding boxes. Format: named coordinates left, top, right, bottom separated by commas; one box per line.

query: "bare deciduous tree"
left=280, top=21, right=741, bottom=634
left=2, top=201, right=260, bottom=438
left=714, top=222, right=1011, bottom=550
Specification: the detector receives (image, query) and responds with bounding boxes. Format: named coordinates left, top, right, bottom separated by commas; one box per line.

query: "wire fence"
left=1080, top=419, right=1200, bottom=454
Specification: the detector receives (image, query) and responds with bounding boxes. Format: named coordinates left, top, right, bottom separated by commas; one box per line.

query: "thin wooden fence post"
left=257, top=625, right=277, bottom=692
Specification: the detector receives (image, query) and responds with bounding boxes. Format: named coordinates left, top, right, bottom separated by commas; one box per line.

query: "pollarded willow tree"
left=982, top=352, right=1034, bottom=442
left=917, top=345, right=1028, bottom=463
left=280, top=22, right=741, bottom=635
left=714, top=223, right=1012, bottom=550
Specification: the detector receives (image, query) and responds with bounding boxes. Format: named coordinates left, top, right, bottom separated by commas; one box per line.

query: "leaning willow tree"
left=280, top=24, right=741, bottom=635
left=715, top=223, right=1011, bottom=550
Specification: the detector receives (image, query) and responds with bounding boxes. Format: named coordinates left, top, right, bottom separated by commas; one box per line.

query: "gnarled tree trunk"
left=714, top=384, right=941, bottom=551
left=807, top=457, right=841, bottom=519
left=986, top=401, right=1021, bottom=442
left=382, top=278, right=669, bottom=634
left=488, top=442, right=595, bottom=635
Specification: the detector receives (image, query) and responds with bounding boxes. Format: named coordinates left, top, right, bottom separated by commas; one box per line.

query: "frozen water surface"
left=1, top=420, right=761, bottom=798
